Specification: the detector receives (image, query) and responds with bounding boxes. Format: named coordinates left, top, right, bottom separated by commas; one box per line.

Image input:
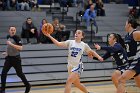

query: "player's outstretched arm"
left=44, top=33, right=67, bottom=48
left=88, top=50, right=103, bottom=62
left=85, top=43, right=103, bottom=61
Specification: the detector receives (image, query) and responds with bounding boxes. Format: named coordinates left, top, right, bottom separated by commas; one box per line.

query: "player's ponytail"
left=112, top=33, right=126, bottom=50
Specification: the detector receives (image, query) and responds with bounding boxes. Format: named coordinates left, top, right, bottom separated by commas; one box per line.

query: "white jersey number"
left=125, top=44, right=130, bottom=52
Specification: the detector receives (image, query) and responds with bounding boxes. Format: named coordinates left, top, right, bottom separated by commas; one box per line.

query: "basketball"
left=42, top=23, right=54, bottom=35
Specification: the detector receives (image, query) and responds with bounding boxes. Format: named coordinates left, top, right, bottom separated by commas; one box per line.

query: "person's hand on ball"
left=44, top=32, right=50, bottom=37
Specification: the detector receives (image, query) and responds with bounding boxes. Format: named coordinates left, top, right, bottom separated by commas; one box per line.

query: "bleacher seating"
left=0, top=11, right=46, bottom=38
left=94, top=4, right=129, bottom=41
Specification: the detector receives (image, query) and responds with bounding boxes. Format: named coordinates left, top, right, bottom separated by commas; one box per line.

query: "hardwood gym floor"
left=5, top=81, right=140, bottom=93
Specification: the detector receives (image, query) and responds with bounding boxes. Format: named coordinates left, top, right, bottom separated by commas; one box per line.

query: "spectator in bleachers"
left=7, top=0, right=17, bottom=10
left=29, top=0, right=38, bottom=10
left=42, top=0, right=52, bottom=5
left=39, top=19, right=47, bottom=38
left=52, top=18, right=70, bottom=42
left=83, top=0, right=88, bottom=9
left=17, top=0, right=30, bottom=11
left=0, top=0, right=4, bottom=10
left=67, top=0, right=73, bottom=7
left=39, top=19, right=52, bottom=43
left=85, top=0, right=93, bottom=10
left=83, top=4, right=96, bottom=26
left=21, top=17, right=39, bottom=43
left=39, top=19, right=47, bottom=43
left=59, top=0, right=67, bottom=7
left=0, top=0, right=6, bottom=10
left=129, top=6, right=139, bottom=19
left=95, top=0, right=105, bottom=16
left=73, top=0, right=77, bottom=6
left=0, top=0, right=2, bottom=9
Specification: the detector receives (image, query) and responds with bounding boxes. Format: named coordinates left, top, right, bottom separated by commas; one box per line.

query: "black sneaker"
left=25, top=84, right=31, bottom=93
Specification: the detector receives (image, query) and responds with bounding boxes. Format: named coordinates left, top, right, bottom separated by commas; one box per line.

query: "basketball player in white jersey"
left=44, top=30, right=103, bottom=93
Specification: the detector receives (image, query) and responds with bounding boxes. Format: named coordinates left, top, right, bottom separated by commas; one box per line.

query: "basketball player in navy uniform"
left=44, top=29, right=103, bottom=93
left=0, top=26, right=31, bottom=93
left=117, top=19, right=140, bottom=93
left=93, top=33, right=129, bottom=90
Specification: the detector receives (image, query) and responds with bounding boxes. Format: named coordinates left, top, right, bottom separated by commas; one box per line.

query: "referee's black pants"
left=1, top=56, right=30, bottom=92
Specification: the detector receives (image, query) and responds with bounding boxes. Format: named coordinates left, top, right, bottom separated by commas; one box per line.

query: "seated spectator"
left=67, top=0, right=73, bottom=7
left=29, top=0, right=38, bottom=10
left=0, top=0, right=2, bottom=9
left=83, top=0, right=88, bottom=9
left=42, top=0, right=52, bottom=5
left=0, top=0, right=3, bottom=10
left=59, top=0, right=73, bottom=7
left=129, top=6, right=139, bottom=19
left=0, top=0, right=6, bottom=10
left=7, top=0, right=17, bottom=10
left=17, top=0, right=30, bottom=11
left=95, top=0, right=105, bottom=16
left=83, top=4, right=96, bottom=26
left=85, top=0, right=93, bottom=10
left=39, top=19, right=53, bottom=43
left=39, top=19, right=47, bottom=36
left=59, top=0, right=66, bottom=7
left=52, top=18, right=70, bottom=42
left=21, top=17, right=39, bottom=43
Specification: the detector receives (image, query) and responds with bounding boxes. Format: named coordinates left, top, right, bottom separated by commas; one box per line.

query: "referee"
left=0, top=26, right=31, bottom=93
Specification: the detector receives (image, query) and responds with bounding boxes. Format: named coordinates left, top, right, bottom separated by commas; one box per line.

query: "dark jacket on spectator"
left=95, top=1, right=105, bottom=16
left=21, top=21, right=39, bottom=43
left=0, top=0, right=6, bottom=10
left=17, top=0, right=23, bottom=3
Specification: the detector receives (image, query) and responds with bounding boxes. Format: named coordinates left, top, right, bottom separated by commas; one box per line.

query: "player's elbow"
left=56, top=42, right=64, bottom=47
left=54, top=42, right=60, bottom=47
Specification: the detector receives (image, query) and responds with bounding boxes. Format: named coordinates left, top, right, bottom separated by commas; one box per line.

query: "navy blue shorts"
left=128, top=60, right=140, bottom=77
left=116, top=65, right=128, bottom=74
